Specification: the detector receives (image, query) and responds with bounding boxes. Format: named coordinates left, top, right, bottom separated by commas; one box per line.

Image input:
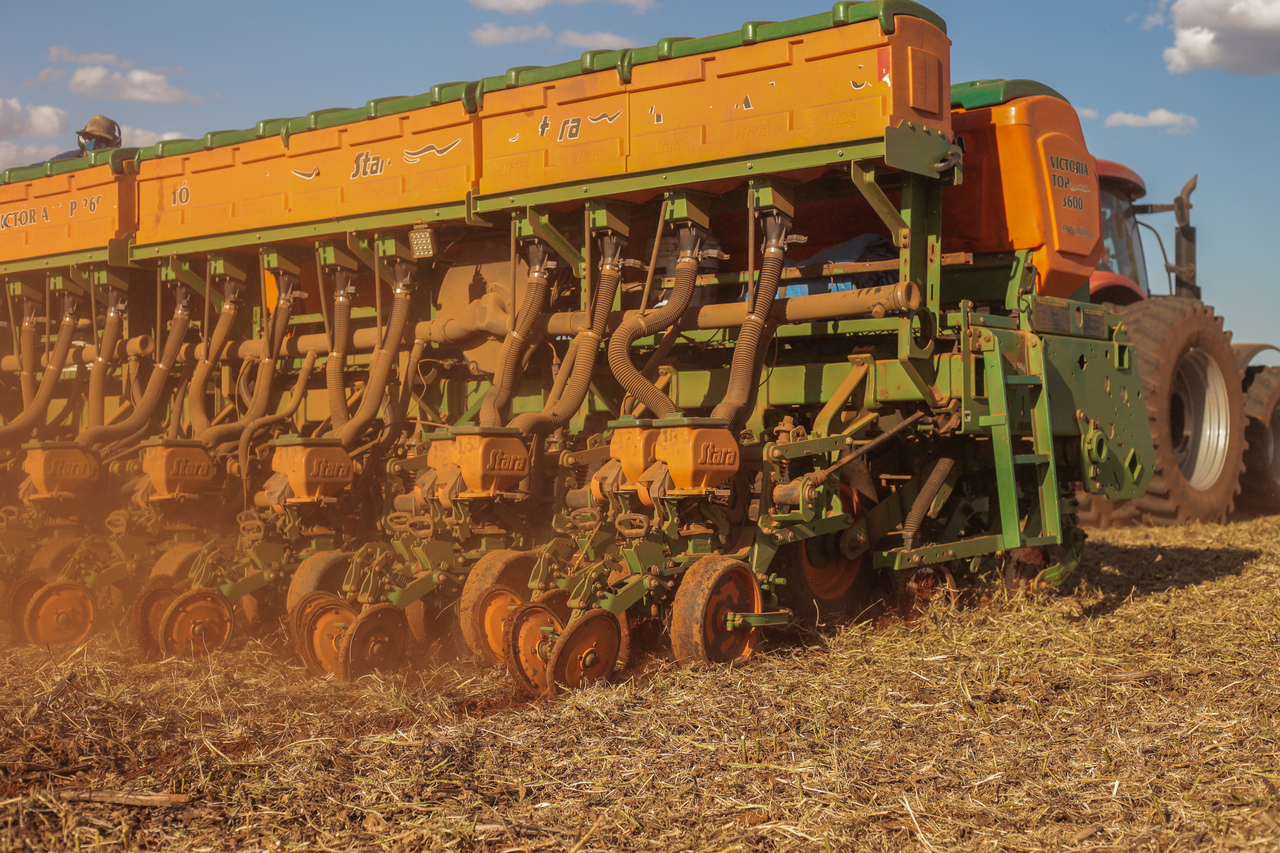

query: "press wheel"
left=159, top=587, right=235, bottom=658
left=337, top=603, right=409, bottom=681
left=459, top=550, right=537, bottom=663
left=671, top=556, right=762, bottom=665
left=547, top=609, right=623, bottom=692
left=289, top=589, right=333, bottom=650
left=149, top=542, right=203, bottom=581
left=503, top=600, right=564, bottom=697
left=286, top=551, right=351, bottom=613
left=23, top=581, right=97, bottom=647
left=897, top=565, right=959, bottom=620
left=129, top=574, right=179, bottom=657
left=297, top=592, right=357, bottom=677
left=27, top=537, right=80, bottom=576
left=5, top=571, right=54, bottom=645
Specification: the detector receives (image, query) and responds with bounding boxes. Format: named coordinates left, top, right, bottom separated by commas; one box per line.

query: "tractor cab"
left=1091, top=160, right=1150, bottom=304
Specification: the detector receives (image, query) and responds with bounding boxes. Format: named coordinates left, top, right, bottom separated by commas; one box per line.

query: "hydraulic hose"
left=511, top=233, right=624, bottom=436
left=44, top=367, right=85, bottom=431
left=479, top=241, right=551, bottom=428
left=86, top=293, right=124, bottom=430
left=186, top=285, right=242, bottom=437
left=18, top=306, right=37, bottom=409
left=0, top=297, right=79, bottom=447
left=237, top=349, right=318, bottom=482
left=199, top=283, right=295, bottom=450
left=902, top=454, right=956, bottom=550
left=326, top=272, right=354, bottom=431
left=336, top=278, right=413, bottom=449
left=711, top=211, right=790, bottom=424
left=607, top=224, right=703, bottom=419
left=78, top=296, right=190, bottom=449
left=543, top=337, right=580, bottom=411
left=394, top=337, right=427, bottom=423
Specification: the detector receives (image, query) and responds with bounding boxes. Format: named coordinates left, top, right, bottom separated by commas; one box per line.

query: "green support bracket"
left=664, top=190, right=712, bottom=229
left=162, top=257, right=223, bottom=309
left=220, top=569, right=271, bottom=604
left=260, top=245, right=309, bottom=277
left=385, top=572, right=442, bottom=608
left=316, top=242, right=360, bottom=272
left=344, top=232, right=377, bottom=276
left=849, top=161, right=908, bottom=247
left=519, top=207, right=586, bottom=279
left=586, top=200, right=632, bottom=236
left=749, top=179, right=796, bottom=218
left=47, top=268, right=88, bottom=297
left=374, top=233, right=414, bottom=264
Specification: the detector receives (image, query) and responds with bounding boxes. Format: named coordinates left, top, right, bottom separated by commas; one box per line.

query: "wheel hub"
left=1171, top=347, right=1231, bottom=490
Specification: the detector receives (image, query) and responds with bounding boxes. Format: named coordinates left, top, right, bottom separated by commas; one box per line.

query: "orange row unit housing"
left=133, top=99, right=478, bottom=249
left=944, top=80, right=1102, bottom=298
left=0, top=150, right=137, bottom=267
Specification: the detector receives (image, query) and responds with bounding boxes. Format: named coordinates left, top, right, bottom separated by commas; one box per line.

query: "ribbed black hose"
left=78, top=300, right=189, bottom=449
left=186, top=292, right=241, bottom=437
left=711, top=212, right=790, bottom=424
left=336, top=284, right=413, bottom=449
left=902, top=454, right=956, bottom=550
left=607, top=225, right=703, bottom=419
left=511, top=234, right=624, bottom=436
left=18, top=311, right=37, bottom=409
left=237, top=349, right=318, bottom=482
left=479, top=242, right=550, bottom=428
left=199, top=288, right=294, bottom=449
left=326, top=277, right=353, bottom=430
left=0, top=299, right=78, bottom=446
left=86, top=297, right=124, bottom=429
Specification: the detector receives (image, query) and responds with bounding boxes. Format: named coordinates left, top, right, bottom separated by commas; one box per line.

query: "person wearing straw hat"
left=37, top=115, right=122, bottom=164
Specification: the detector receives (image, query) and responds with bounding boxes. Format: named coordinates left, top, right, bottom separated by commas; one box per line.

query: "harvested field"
left=2, top=516, right=1279, bottom=852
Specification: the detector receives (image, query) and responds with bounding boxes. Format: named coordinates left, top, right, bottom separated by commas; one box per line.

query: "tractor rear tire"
left=1240, top=366, right=1280, bottom=514
left=1097, top=297, right=1245, bottom=525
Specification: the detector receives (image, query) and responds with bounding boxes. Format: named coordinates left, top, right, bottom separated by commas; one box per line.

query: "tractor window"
left=1097, top=186, right=1149, bottom=294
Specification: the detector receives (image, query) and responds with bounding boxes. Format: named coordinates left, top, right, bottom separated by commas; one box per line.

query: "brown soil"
left=2, top=516, right=1279, bottom=851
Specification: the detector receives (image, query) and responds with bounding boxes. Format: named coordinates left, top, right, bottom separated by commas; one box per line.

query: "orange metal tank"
left=0, top=157, right=136, bottom=263
left=134, top=103, right=476, bottom=248
left=945, top=93, right=1102, bottom=298
left=625, top=17, right=950, bottom=177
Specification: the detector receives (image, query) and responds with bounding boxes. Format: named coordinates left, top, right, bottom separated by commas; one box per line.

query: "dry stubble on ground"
left=1, top=516, right=1279, bottom=852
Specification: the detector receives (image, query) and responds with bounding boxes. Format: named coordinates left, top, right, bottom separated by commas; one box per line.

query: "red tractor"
left=1083, top=161, right=1279, bottom=524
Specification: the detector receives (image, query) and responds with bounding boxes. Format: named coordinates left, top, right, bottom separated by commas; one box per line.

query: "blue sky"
left=2, top=0, right=1277, bottom=358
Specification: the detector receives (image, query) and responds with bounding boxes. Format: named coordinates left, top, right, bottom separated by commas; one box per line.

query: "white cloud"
left=68, top=66, right=196, bottom=104
left=470, top=22, right=553, bottom=45
left=0, top=98, right=71, bottom=140
left=558, top=30, right=636, bottom=49
left=1142, top=0, right=1173, bottom=29
left=119, top=125, right=186, bottom=147
left=1105, top=108, right=1199, bottom=135
left=0, top=141, right=64, bottom=171
left=1161, top=0, right=1280, bottom=73
left=48, top=46, right=120, bottom=66
left=471, top=0, right=553, bottom=11
left=1077, top=107, right=1099, bottom=120
left=469, top=0, right=654, bottom=13
left=26, top=68, right=69, bottom=87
